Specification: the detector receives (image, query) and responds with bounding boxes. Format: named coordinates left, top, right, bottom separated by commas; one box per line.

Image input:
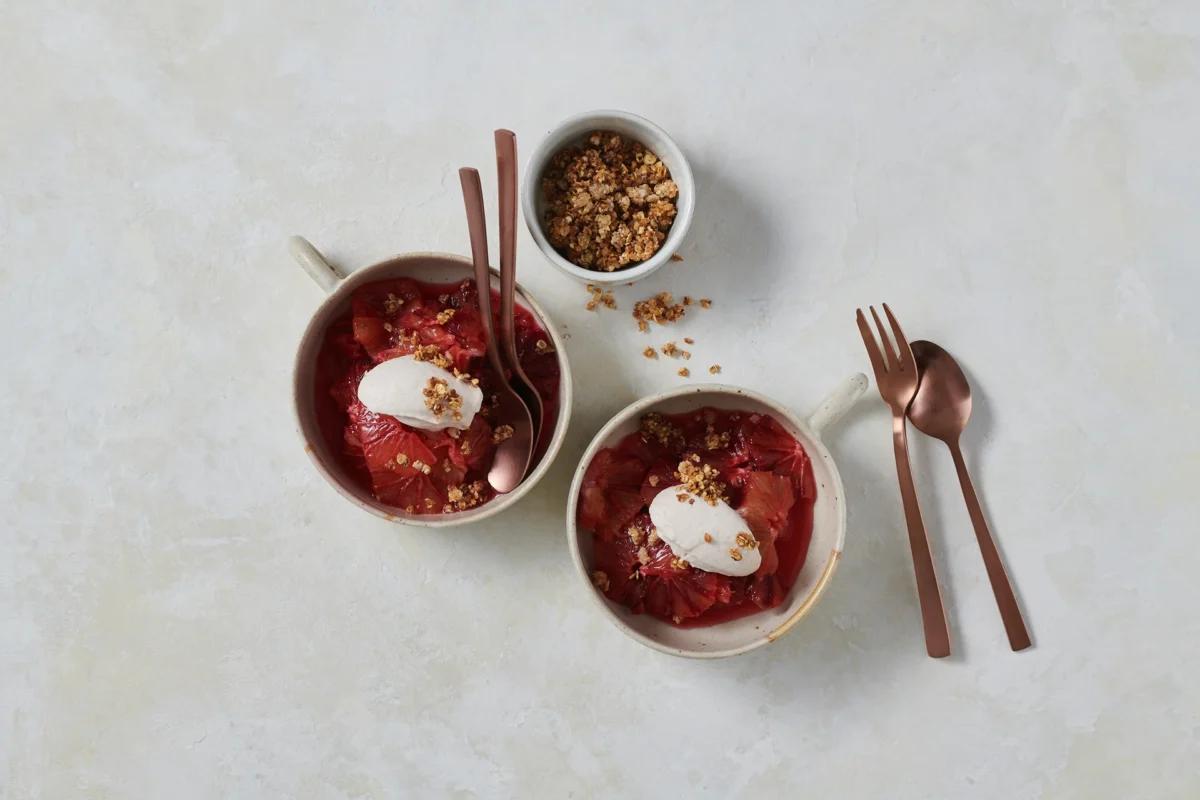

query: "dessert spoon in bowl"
left=909, top=339, right=1031, bottom=651
left=495, top=129, right=545, bottom=460
left=459, top=166, right=535, bottom=493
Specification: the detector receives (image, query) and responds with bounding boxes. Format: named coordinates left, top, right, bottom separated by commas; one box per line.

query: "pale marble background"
left=3, top=1, right=1198, bottom=797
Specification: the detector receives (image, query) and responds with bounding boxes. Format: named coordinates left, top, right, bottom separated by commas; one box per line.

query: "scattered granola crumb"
left=648, top=474, right=660, bottom=487
left=703, top=532, right=713, bottom=543
left=643, top=346, right=658, bottom=359
left=585, top=284, right=617, bottom=311
left=670, top=557, right=690, bottom=571
left=677, top=367, right=690, bottom=377
left=683, top=337, right=694, bottom=345
left=704, top=425, right=731, bottom=450
left=729, top=547, right=743, bottom=562
left=541, top=131, right=678, bottom=271
left=682, top=296, right=693, bottom=306
left=637, top=547, right=651, bottom=566
left=639, top=412, right=683, bottom=447
left=534, top=338, right=554, bottom=354
left=699, top=298, right=712, bottom=309
left=736, top=532, right=758, bottom=549
left=395, top=453, right=409, bottom=467
left=410, top=459, right=433, bottom=476
left=661, top=341, right=680, bottom=357
left=628, top=526, right=644, bottom=545
left=422, top=377, right=464, bottom=421
left=410, top=342, right=453, bottom=370
left=709, top=364, right=721, bottom=374
left=383, top=293, right=403, bottom=315
left=676, top=459, right=727, bottom=505
left=492, top=424, right=515, bottom=443
left=670, top=253, right=684, bottom=262
left=591, top=570, right=610, bottom=592
left=632, top=292, right=686, bottom=332
left=443, top=481, right=488, bottom=513
left=647, top=528, right=660, bottom=545
left=436, top=308, right=456, bottom=325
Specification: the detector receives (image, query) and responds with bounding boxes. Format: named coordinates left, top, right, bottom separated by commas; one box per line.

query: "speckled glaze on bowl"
left=290, top=236, right=573, bottom=528
left=521, top=110, right=695, bottom=285
left=567, top=376, right=867, bottom=658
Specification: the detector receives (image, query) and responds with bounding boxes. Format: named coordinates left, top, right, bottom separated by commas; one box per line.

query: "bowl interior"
left=523, top=111, right=695, bottom=284
left=568, top=385, right=845, bottom=657
left=294, top=252, right=572, bottom=526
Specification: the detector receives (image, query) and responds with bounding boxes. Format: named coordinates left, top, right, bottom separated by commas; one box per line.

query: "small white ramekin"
left=521, top=110, right=695, bottom=285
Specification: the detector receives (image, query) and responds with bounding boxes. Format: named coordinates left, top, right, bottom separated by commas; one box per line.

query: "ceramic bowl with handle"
left=566, top=375, right=867, bottom=657
left=290, top=236, right=573, bottom=527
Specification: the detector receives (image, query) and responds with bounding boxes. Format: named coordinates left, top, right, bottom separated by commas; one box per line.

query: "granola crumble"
left=628, top=525, right=644, bottom=545
left=534, top=338, right=554, bottom=354
left=670, top=557, right=690, bottom=571
left=591, top=570, right=610, bottom=592
left=643, top=346, right=658, bottom=359
left=585, top=284, right=617, bottom=311
left=436, top=308, right=456, bottom=325
left=729, top=548, right=744, bottom=562
left=709, top=364, right=721, bottom=374
left=676, top=459, right=727, bottom=505
left=541, top=131, right=678, bottom=271
left=632, top=292, right=686, bottom=332
left=639, top=412, right=683, bottom=447
left=442, top=481, right=488, bottom=513
left=422, top=377, right=464, bottom=422
left=492, top=424, right=515, bottom=443
left=677, top=367, right=690, bottom=378
left=683, top=337, right=694, bottom=345
left=736, top=532, right=758, bottom=549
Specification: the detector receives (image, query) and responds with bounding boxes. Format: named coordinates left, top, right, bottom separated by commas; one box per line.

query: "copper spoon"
left=458, top=167, right=535, bottom=494
left=909, top=340, right=1032, bottom=651
left=495, top=129, right=545, bottom=463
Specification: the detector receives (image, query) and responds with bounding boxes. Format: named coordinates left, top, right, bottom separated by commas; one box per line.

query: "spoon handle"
left=892, top=417, right=952, bottom=658
left=948, top=440, right=1032, bottom=651
left=458, top=167, right=508, bottom=379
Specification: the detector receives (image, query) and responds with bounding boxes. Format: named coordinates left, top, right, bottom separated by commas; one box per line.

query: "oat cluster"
left=441, top=481, right=485, bottom=513
left=639, top=412, right=684, bottom=447
left=542, top=131, right=679, bottom=271
left=661, top=341, right=691, bottom=360
left=408, top=340, right=453, bottom=370
left=632, top=292, right=687, bottom=332
left=492, top=424, right=515, bottom=444
left=422, top=377, right=464, bottom=422
left=676, top=457, right=727, bottom=505
left=585, top=284, right=617, bottom=311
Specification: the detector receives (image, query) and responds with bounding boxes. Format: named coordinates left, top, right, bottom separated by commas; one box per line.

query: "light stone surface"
left=3, top=2, right=1198, bottom=797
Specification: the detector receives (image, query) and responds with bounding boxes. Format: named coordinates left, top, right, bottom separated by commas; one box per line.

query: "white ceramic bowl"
left=290, top=236, right=573, bottom=528
left=566, top=376, right=867, bottom=658
left=521, top=110, right=695, bottom=285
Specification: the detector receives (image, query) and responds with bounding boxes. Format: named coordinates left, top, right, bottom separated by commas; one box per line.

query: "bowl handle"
left=289, top=235, right=346, bottom=293
left=807, top=373, right=868, bottom=437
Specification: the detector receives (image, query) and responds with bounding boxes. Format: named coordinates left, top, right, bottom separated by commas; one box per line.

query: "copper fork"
left=856, top=304, right=951, bottom=658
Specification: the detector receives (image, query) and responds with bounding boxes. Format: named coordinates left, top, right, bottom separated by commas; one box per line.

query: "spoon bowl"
left=909, top=340, right=973, bottom=442
left=909, top=339, right=1032, bottom=651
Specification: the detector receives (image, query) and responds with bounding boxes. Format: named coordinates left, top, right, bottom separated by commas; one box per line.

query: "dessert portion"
left=541, top=131, right=679, bottom=271
left=579, top=407, right=816, bottom=627
left=314, top=277, right=560, bottom=514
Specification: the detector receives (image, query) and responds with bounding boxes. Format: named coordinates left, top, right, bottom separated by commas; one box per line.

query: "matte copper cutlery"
left=909, top=340, right=1031, bottom=651
left=458, top=167, right=535, bottom=494
left=856, top=304, right=952, bottom=658
left=494, top=129, right=545, bottom=456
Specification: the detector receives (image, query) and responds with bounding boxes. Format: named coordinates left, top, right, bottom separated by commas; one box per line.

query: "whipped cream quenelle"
left=648, top=488, right=762, bottom=577
left=356, top=355, right=483, bottom=431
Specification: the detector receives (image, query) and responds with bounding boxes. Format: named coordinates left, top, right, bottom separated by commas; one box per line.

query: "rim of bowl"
left=565, top=383, right=848, bottom=658
left=521, top=109, right=695, bottom=286
left=292, top=251, right=574, bottom=528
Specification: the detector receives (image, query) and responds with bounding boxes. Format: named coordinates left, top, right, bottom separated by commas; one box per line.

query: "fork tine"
left=882, top=303, right=915, bottom=372
left=869, top=306, right=899, bottom=370
left=855, top=308, right=888, bottom=380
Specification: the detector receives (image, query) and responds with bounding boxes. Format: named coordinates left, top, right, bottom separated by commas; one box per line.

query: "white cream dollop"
left=356, top=355, right=483, bottom=431
left=647, top=488, right=762, bottom=577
